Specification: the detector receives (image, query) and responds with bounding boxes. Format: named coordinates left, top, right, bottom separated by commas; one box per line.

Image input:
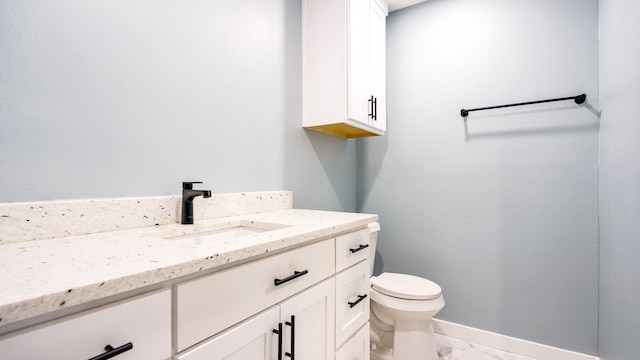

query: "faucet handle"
left=182, top=181, right=203, bottom=190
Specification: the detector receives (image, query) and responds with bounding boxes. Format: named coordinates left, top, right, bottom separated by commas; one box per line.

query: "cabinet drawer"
left=335, top=260, right=370, bottom=347
left=335, top=228, right=370, bottom=272
left=335, top=322, right=370, bottom=360
left=176, top=239, right=335, bottom=351
left=0, top=289, right=171, bottom=360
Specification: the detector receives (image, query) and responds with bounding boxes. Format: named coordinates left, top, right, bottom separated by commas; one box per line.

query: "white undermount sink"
left=164, top=225, right=272, bottom=242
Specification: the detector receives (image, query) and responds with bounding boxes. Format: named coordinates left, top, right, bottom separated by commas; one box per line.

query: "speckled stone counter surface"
left=0, top=191, right=377, bottom=330
left=0, top=191, right=293, bottom=244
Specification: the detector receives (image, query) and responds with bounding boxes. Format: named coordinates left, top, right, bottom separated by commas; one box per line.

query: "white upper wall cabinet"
left=303, top=0, right=388, bottom=138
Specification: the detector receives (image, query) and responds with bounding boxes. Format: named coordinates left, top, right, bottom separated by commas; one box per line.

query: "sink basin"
left=164, top=225, right=271, bottom=242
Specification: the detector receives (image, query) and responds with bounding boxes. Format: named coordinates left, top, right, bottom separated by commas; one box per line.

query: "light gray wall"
left=598, top=0, right=640, bottom=359
left=0, top=0, right=357, bottom=211
left=358, top=0, right=600, bottom=354
left=7, top=0, right=631, bottom=356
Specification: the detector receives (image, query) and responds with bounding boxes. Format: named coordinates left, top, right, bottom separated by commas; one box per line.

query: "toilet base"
left=394, top=318, right=438, bottom=360
left=371, top=318, right=439, bottom=360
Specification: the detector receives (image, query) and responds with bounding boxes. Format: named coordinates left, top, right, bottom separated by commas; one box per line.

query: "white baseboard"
left=432, top=319, right=599, bottom=360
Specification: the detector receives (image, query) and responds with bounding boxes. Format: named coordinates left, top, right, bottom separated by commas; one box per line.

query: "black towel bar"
left=460, top=94, right=586, bottom=117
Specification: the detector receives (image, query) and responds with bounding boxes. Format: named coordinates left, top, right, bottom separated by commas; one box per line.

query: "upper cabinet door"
left=369, top=0, right=387, bottom=132
left=347, top=0, right=370, bottom=125
left=302, top=0, right=388, bottom=139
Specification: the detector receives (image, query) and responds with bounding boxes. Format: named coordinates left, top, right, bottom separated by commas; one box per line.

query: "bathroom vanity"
left=0, top=192, right=376, bottom=360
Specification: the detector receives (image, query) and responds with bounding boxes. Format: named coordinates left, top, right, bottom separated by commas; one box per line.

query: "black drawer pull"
left=274, top=270, right=309, bottom=286
left=349, top=244, right=369, bottom=253
left=87, top=342, right=133, bottom=360
left=348, top=294, right=368, bottom=308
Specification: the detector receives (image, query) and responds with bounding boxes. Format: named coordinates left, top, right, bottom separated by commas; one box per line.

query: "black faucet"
left=181, top=182, right=212, bottom=224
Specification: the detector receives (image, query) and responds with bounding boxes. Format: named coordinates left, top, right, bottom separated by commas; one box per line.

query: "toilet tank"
left=367, top=222, right=380, bottom=276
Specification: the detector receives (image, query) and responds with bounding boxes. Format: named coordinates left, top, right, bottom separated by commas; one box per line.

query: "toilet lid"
left=371, top=273, right=442, bottom=300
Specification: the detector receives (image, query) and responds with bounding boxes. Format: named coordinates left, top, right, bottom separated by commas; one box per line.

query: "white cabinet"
left=0, top=226, right=372, bottom=360
left=175, top=239, right=335, bottom=351
left=303, top=0, right=388, bottom=138
left=177, top=279, right=335, bottom=360
left=0, top=289, right=171, bottom=360
left=176, top=228, right=371, bottom=360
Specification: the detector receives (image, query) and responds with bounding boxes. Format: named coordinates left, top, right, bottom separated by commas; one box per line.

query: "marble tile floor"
left=436, top=333, right=535, bottom=360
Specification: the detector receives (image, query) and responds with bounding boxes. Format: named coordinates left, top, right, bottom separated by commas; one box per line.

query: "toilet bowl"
left=368, top=223, right=445, bottom=360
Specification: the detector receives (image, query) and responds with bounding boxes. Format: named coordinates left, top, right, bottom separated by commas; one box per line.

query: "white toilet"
left=368, top=222, right=445, bottom=360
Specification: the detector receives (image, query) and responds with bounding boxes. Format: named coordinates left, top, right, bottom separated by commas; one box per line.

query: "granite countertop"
left=0, top=208, right=377, bottom=329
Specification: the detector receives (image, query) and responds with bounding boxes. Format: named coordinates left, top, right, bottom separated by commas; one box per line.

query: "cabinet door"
left=176, top=307, right=279, bottom=360
left=369, top=0, right=387, bottom=131
left=280, top=278, right=335, bottom=360
left=347, top=0, right=370, bottom=125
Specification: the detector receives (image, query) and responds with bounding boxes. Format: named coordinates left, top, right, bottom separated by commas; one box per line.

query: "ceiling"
left=388, top=0, right=427, bottom=12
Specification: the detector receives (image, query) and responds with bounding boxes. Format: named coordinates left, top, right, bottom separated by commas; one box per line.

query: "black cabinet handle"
left=373, top=96, right=377, bottom=121
left=348, top=294, right=368, bottom=308
left=273, top=323, right=283, bottom=360
left=349, top=244, right=369, bottom=253
left=274, top=270, right=309, bottom=286
left=368, top=96, right=375, bottom=119
left=87, top=343, right=133, bottom=360
left=284, top=316, right=295, bottom=359
left=368, top=95, right=378, bottom=120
